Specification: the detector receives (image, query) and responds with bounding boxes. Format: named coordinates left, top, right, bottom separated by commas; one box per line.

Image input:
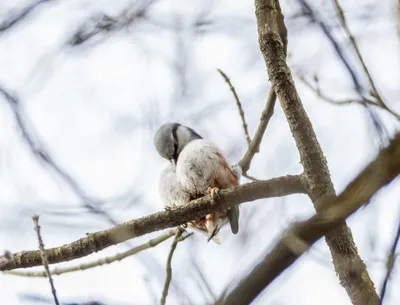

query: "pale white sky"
left=0, top=0, right=399, bottom=304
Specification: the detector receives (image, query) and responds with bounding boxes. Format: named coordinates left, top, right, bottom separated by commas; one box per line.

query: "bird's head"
left=153, top=122, right=202, bottom=164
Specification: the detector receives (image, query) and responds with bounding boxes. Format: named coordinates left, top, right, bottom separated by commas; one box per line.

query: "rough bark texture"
left=219, top=132, right=400, bottom=305
left=254, top=1, right=380, bottom=304
left=1, top=175, right=305, bottom=271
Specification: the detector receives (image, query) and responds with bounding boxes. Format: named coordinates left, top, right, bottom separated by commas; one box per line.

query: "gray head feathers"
left=153, top=122, right=202, bottom=163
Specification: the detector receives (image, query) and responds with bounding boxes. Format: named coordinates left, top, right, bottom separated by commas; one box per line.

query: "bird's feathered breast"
left=159, top=164, right=189, bottom=207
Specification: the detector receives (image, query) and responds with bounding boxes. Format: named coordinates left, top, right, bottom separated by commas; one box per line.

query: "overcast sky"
left=0, top=0, right=399, bottom=304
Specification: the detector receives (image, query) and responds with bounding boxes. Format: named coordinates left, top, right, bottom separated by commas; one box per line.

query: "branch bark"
left=5, top=230, right=178, bottom=277
left=219, top=132, right=400, bottom=305
left=254, top=1, right=380, bottom=304
left=1, top=175, right=305, bottom=271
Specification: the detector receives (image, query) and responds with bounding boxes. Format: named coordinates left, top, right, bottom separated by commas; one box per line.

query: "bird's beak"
left=169, top=159, right=176, bottom=165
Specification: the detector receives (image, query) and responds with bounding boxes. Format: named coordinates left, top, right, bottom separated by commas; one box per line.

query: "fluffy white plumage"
left=158, top=164, right=189, bottom=207
left=154, top=122, right=240, bottom=243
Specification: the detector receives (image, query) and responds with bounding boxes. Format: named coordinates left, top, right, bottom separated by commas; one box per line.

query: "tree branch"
left=217, top=69, right=251, bottom=147
left=160, top=228, right=184, bottom=305
left=1, top=176, right=305, bottom=271
left=219, top=132, right=400, bottom=305
left=238, top=89, right=277, bottom=174
left=0, top=0, right=53, bottom=33
left=293, top=69, right=378, bottom=107
left=380, top=216, right=400, bottom=304
left=33, top=215, right=60, bottom=305
left=254, top=1, right=380, bottom=304
left=331, top=0, right=400, bottom=120
left=4, top=230, right=177, bottom=277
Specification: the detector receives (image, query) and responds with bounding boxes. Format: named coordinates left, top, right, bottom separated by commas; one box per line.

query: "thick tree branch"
left=4, top=230, right=178, bottom=277
left=254, top=1, right=380, bottom=304
left=1, top=176, right=305, bottom=271
left=219, top=132, right=400, bottom=305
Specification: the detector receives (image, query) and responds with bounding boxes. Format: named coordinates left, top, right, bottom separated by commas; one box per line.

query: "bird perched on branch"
left=154, top=122, right=240, bottom=243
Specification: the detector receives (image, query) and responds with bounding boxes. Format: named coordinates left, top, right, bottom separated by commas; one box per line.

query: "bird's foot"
left=207, top=187, right=220, bottom=205
left=164, top=203, right=178, bottom=211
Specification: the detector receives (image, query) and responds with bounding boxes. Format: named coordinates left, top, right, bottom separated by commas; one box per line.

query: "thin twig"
left=238, top=89, right=277, bottom=174
left=236, top=0, right=288, bottom=174
left=217, top=69, right=251, bottom=146
left=297, top=0, right=363, bottom=94
left=32, top=215, right=60, bottom=305
left=5, top=230, right=178, bottom=277
left=160, top=228, right=184, bottom=305
left=177, top=232, right=194, bottom=242
left=332, top=0, right=400, bottom=120
left=380, top=216, right=400, bottom=304
left=0, top=0, right=53, bottom=33
left=294, top=70, right=377, bottom=106
left=68, top=0, right=157, bottom=46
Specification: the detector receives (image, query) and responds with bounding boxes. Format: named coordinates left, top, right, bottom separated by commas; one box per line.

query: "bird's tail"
left=227, top=205, right=239, bottom=234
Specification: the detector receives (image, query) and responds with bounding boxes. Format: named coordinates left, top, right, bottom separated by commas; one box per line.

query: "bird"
left=154, top=122, right=240, bottom=243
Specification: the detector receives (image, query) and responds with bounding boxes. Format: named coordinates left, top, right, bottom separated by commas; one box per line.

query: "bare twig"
left=219, top=132, right=400, bottom=305
left=217, top=69, right=251, bottom=146
left=238, top=89, right=277, bottom=174
left=5, top=230, right=177, bottom=277
left=332, top=0, right=400, bottom=120
left=68, top=0, right=157, bottom=46
left=160, top=228, right=184, bottom=305
left=237, top=2, right=288, bottom=175
left=297, top=0, right=363, bottom=94
left=1, top=176, right=305, bottom=271
left=297, top=0, right=392, bottom=143
left=294, top=70, right=377, bottom=107
left=380, top=217, right=400, bottom=304
left=0, top=0, right=53, bottom=33
left=32, top=215, right=60, bottom=305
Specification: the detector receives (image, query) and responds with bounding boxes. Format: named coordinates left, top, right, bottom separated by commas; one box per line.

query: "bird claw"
left=164, top=203, right=179, bottom=211
left=207, top=187, right=220, bottom=204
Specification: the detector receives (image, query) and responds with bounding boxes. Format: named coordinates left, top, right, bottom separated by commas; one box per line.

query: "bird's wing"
left=159, top=164, right=189, bottom=208
left=212, top=151, right=240, bottom=235
left=176, top=140, right=240, bottom=234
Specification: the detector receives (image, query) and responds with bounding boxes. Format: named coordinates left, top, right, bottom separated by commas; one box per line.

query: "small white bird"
left=154, top=122, right=240, bottom=243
